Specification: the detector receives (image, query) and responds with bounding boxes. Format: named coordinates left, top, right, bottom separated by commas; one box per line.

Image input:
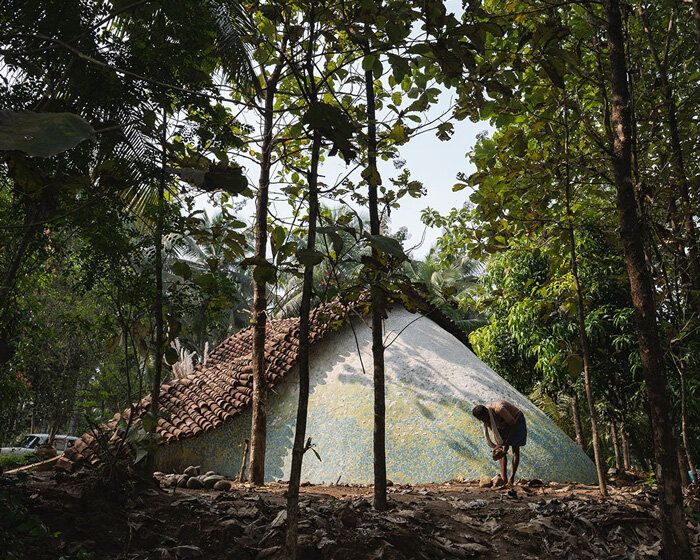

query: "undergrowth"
left=0, top=452, right=40, bottom=471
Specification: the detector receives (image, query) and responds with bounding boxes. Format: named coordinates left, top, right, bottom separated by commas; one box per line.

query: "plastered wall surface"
left=157, top=309, right=597, bottom=484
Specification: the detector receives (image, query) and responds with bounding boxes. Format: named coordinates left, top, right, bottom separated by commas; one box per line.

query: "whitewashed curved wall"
left=157, top=308, right=597, bottom=483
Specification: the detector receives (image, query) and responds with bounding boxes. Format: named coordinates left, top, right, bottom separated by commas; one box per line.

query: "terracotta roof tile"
left=62, top=292, right=473, bottom=466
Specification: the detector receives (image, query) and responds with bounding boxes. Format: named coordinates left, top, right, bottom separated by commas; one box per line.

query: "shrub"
left=0, top=452, right=40, bottom=471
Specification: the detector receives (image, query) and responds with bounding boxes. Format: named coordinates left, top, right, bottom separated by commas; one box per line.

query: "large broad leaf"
left=142, top=412, right=158, bottom=433
left=365, top=234, right=406, bottom=259
left=0, top=110, right=95, bottom=157
left=170, top=163, right=248, bottom=195
left=172, top=261, right=192, bottom=280
left=296, top=248, right=324, bottom=266
left=565, top=354, right=583, bottom=378
left=302, top=102, right=357, bottom=163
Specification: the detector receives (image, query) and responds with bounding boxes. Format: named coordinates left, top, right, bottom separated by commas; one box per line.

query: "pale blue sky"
left=195, top=0, right=487, bottom=260
left=195, top=109, right=488, bottom=260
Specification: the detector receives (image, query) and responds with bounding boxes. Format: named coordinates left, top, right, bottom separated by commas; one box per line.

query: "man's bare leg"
left=499, top=446, right=509, bottom=483
left=508, top=446, right=520, bottom=486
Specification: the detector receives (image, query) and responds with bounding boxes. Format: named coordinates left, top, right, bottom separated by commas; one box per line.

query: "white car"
left=1, top=433, right=78, bottom=456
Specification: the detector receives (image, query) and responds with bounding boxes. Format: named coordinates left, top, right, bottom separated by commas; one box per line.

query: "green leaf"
left=296, top=248, right=324, bottom=266
left=204, top=165, right=248, bottom=195
left=193, top=273, right=217, bottom=290
left=172, top=261, right=192, bottom=280
left=565, top=354, right=583, bottom=378
left=327, top=231, right=344, bottom=255
left=142, top=412, right=158, bottom=432
left=302, top=102, right=357, bottom=163
left=366, top=234, right=406, bottom=259
left=134, top=446, right=149, bottom=464
left=386, top=21, right=406, bottom=43
left=0, top=110, right=95, bottom=157
left=362, top=54, right=376, bottom=72
left=253, top=260, right=276, bottom=284
left=541, top=58, right=565, bottom=88
left=361, top=165, right=382, bottom=187
left=372, top=58, right=384, bottom=78
left=164, top=347, right=179, bottom=366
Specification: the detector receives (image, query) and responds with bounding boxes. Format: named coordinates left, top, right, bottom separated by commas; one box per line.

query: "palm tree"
left=272, top=208, right=366, bottom=318
left=404, top=251, right=485, bottom=335
left=168, top=210, right=253, bottom=355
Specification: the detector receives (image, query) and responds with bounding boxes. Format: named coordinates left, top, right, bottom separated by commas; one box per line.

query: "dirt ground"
left=3, top=468, right=700, bottom=560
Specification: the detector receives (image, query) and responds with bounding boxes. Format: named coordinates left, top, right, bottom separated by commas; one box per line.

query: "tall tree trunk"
left=249, top=63, right=284, bottom=485
left=627, top=427, right=650, bottom=472
left=285, top=131, right=322, bottom=560
left=610, top=421, right=622, bottom=470
left=570, top=388, right=585, bottom=451
left=692, top=0, right=700, bottom=54
left=0, top=203, right=41, bottom=366
left=604, top=2, right=691, bottom=556
left=676, top=439, right=690, bottom=488
left=638, top=6, right=700, bottom=312
left=621, top=424, right=631, bottom=469
left=148, top=108, right=167, bottom=473
left=365, top=64, right=387, bottom=512
left=675, top=359, right=698, bottom=483
left=563, top=94, right=608, bottom=496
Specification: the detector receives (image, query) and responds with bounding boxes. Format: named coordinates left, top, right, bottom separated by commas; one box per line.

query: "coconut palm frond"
left=275, top=283, right=305, bottom=319
left=453, top=316, right=488, bottom=335
left=529, top=386, right=574, bottom=436
left=208, top=0, right=259, bottom=97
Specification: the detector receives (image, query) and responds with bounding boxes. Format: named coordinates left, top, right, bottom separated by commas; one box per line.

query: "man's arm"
left=483, top=422, right=498, bottom=449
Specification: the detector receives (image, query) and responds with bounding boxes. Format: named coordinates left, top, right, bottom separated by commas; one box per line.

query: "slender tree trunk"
left=567, top=219, right=607, bottom=496
left=571, top=388, right=585, bottom=451
left=563, top=94, right=607, bottom=496
left=627, top=428, right=650, bottom=472
left=621, top=425, right=631, bottom=469
left=692, top=0, right=700, bottom=54
left=675, top=360, right=698, bottom=483
left=365, top=63, right=387, bottom=512
left=610, top=421, right=622, bottom=470
left=0, top=204, right=41, bottom=366
left=638, top=7, right=700, bottom=312
left=676, top=439, right=690, bottom=488
left=148, top=108, right=167, bottom=473
left=249, top=63, right=284, bottom=485
left=285, top=131, right=322, bottom=560
left=238, top=438, right=249, bottom=483
left=604, top=2, right=691, bottom=556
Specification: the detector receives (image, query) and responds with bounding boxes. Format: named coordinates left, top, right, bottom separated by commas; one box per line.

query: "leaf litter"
left=3, top=468, right=700, bottom=560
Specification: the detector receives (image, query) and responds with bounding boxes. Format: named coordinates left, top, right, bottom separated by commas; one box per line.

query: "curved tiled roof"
left=150, top=299, right=357, bottom=443
left=64, top=292, right=472, bottom=463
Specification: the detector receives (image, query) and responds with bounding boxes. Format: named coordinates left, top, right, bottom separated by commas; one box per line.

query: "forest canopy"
left=1, top=0, right=699, bottom=558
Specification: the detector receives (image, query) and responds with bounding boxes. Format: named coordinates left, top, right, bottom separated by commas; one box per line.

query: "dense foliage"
left=1, top=0, right=698, bottom=556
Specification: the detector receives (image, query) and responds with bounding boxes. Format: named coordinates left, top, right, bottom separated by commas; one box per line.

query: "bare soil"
left=3, top=468, right=700, bottom=560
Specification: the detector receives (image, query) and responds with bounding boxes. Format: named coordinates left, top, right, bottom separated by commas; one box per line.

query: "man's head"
left=472, top=404, right=488, bottom=422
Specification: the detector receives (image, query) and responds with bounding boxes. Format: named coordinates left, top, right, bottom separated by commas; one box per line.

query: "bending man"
left=472, top=400, right=527, bottom=487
